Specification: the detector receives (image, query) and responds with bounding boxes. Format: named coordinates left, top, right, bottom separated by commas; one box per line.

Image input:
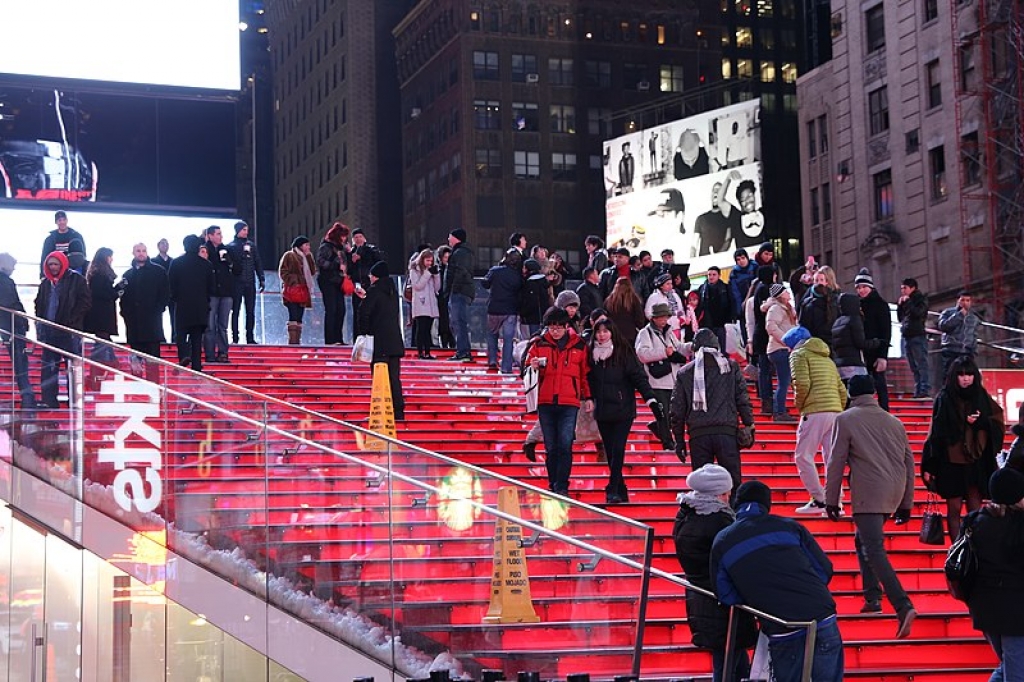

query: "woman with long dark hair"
left=922, top=357, right=1006, bottom=541
left=83, top=247, right=119, bottom=364
left=604, top=277, right=646, bottom=345
left=587, top=319, right=660, bottom=504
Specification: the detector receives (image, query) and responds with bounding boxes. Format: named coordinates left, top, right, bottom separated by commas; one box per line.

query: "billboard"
left=0, top=87, right=236, bottom=208
left=0, top=206, right=239, bottom=287
left=603, top=100, right=763, bottom=273
left=0, top=0, right=240, bottom=91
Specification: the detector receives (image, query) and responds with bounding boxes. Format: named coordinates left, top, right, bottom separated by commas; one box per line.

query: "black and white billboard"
left=0, top=0, right=241, bottom=91
left=603, top=100, right=763, bottom=272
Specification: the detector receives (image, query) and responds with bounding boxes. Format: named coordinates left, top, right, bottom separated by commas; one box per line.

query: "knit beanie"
left=848, top=374, right=876, bottom=397
left=756, top=265, right=775, bottom=286
left=783, top=326, right=812, bottom=350
left=0, top=253, right=15, bottom=276
left=524, top=258, right=542, bottom=274
left=450, top=228, right=467, bottom=243
left=990, top=467, right=1024, bottom=505
left=369, top=261, right=390, bottom=279
left=692, top=328, right=720, bottom=351
left=734, top=480, right=772, bottom=511
left=854, top=268, right=875, bottom=288
left=555, top=290, right=581, bottom=309
left=769, top=283, right=786, bottom=298
left=291, top=236, right=310, bottom=249
left=233, top=221, right=248, bottom=236
left=686, top=464, right=734, bottom=496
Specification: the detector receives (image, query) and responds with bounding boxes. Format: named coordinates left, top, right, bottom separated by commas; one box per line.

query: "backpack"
left=944, top=511, right=980, bottom=602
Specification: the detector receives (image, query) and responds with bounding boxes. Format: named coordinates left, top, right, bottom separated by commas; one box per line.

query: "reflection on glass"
left=737, top=59, right=753, bottom=78
left=436, top=467, right=483, bottom=532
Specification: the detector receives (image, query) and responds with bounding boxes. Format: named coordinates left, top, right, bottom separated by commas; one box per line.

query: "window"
left=868, top=87, right=889, bottom=135
left=926, top=60, right=942, bottom=108
left=514, top=151, right=540, bottom=178
left=473, top=99, right=501, bottom=129
left=473, top=51, right=499, bottom=79
left=550, top=105, right=576, bottom=133
left=722, top=59, right=732, bottom=79
left=760, top=61, right=776, bottom=82
left=417, top=178, right=426, bottom=205
left=818, top=115, right=829, bottom=154
left=475, top=148, right=502, bottom=178
left=873, top=169, right=894, bottom=221
left=929, top=145, right=947, bottom=199
left=961, top=132, right=982, bottom=185
left=470, top=9, right=481, bottom=30
left=449, top=57, right=459, bottom=85
left=624, top=63, right=647, bottom=89
left=660, top=65, right=684, bottom=92
left=737, top=59, right=753, bottom=78
left=810, top=187, right=820, bottom=225
left=924, top=0, right=938, bottom=21
left=807, top=120, right=817, bottom=158
left=588, top=108, right=612, bottom=137
left=585, top=60, right=612, bottom=88
left=511, top=53, right=538, bottom=82
left=551, top=152, right=577, bottom=180
left=822, top=182, right=832, bottom=221
left=549, top=58, right=574, bottom=86
left=906, top=129, right=920, bottom=153
left=512, top=102, right=539, bottom=131
left=735, top=27, right=753, bottom=47
left=865, top=5, right=885, bottom=52
left=959, top=44, right=976, bottom=92
left=781, top=62, right=797, bottom=83
left=451, top=152, right=461, bottom=182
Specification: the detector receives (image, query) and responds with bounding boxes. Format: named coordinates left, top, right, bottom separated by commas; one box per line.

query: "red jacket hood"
left=43, top=251, right=69, bottom=284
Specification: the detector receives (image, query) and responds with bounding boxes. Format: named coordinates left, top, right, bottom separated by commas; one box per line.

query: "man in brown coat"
left=825, top=374, right=916, bottom=639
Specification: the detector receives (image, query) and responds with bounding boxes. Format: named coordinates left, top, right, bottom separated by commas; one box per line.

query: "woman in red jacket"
left=525, top=306, right=593, bottom=496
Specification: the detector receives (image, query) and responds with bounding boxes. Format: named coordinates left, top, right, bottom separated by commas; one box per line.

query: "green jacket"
left=789, top=337, right=845, bottom=415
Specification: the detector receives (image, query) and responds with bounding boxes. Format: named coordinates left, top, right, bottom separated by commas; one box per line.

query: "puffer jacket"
left=825, top=394, right=915, bottom=513
left=669, top=351, right=754, bottom=442
left=966, top=507, right=1024, bottom=636
left=860, top=289, right=892, bottom=368
left=832, top=293, right=875, bottom=368
left=798, top=284, right=838, bottom=346
left=789, top=337, right=846, bottom=415
left=444, top=242, right=476, bottom=299
left=673, top=502, right=758, bottom=650
left=482, top=264, right=522, bottom=316
left=938, top=305, right=980, bottom=355
left=525, top=328, right=591, bottom=407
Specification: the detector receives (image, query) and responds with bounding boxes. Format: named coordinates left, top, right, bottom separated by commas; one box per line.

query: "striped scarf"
left=692, top=347, right=732, bottom=412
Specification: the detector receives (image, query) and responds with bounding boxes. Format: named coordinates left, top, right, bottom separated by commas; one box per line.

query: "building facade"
left=797, top=0, right=1024, bottom=313
left=394, top=0, right=722, bottom=271
left=265, top=0, right=415, bottom=262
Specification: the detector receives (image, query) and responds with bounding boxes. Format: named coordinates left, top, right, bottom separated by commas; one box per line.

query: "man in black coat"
left=39, top=211, right=87, bottom=278
left=169, top=235, right=214, bottom=371
left=855, top=268, right=892, bottom=411
left=357, top=261, right=405, bottom=420
left=120, top=243, right=170, bottom=359
left=696, top=266, right=735, bottom=352
left=897, top=278, right=930, bottom=398
left=203, top=226, right=235, bottom=363
left=0, top=253, right=37, bottom=407
left=150, top=238, right=176, bottom=342
left=35, top=251, right=92, bottom=407
left=575, top=267, right=603, bottom=320
left=227, top=221, right=265, bottom=344
left=349, top=228, right=383, bottom=336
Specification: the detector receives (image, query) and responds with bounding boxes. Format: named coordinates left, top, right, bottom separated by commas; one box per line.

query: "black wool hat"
left=848, top=374, right=876, bottom=397
left=734, top=480, right=772, bottom=511
left=369, top=261, right=390, bottom=279
left=990, top=467, right=1024, bottom=505
left=450, top=228, right=467, bottom=243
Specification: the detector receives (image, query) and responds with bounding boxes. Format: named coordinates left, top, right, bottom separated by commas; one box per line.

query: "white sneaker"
left=795, top=499, right=827, bottom=515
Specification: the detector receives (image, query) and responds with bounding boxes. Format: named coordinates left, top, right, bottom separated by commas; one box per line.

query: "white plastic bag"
left=352, top=335, right=375, bottom=363
left=523, top=366, right=539, bottom=414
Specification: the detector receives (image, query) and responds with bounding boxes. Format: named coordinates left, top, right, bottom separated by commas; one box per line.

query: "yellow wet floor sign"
left=484, top=486, right=540, bottom=623
left=357, top=362, right=396, bottom=451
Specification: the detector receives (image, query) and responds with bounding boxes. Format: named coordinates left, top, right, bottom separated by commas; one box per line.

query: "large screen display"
left=603, top=100, right=763, bottom=274
left=0, top=0, right=240, bottom=91
left=0, top=87, right=236, bottom=208
left=0, top=206, right=239, bottom=287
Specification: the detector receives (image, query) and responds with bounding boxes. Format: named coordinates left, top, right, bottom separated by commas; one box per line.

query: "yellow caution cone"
left=356, top=362, right=396, bottom=451
left=484, top=486, right=540, bottom=623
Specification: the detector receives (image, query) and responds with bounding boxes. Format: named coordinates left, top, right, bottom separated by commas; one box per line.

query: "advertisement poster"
left=603, top=100, right=763, bottom=273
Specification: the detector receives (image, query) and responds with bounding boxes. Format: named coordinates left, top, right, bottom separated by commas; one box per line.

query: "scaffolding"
left=951, top=0, right=1024, bottom=323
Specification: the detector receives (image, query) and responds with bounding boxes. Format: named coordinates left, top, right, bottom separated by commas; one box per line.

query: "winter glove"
left=891, top=508, right=911, bottom=525
left=648, top=399, right=665, bottom=422
left=667, top=351, right=687, bottom=365
left=429, top=264, right=440, bottom=275
left=674, top=440, right=688, bottom=464
left=825, top=505, right=843, bottom=522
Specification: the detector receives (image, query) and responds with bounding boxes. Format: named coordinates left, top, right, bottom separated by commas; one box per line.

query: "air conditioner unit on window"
left=526, top=73, right=539, bottom=83
left=410, top=107, right=421, bottom=119
left=637, top=81, right=650, bottom=91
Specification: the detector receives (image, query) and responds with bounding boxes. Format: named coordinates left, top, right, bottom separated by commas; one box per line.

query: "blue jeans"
left=987, top=632, right=1024, bottom=682
left=487, top=314, right=518, bottom=373
left=768, top=616, right=844, bottom=682
left=204, top=296, right=233, bottom=360
left=769, top=348, right=791, bottom=414
left=903, top=335, right=930, bottom=395
left=449, top=293, right=472, bottom=356
left=537, top=404, right=578, bottom=493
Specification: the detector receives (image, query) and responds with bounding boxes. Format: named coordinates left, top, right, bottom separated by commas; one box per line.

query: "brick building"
left=264, top=0, right=415, bottom=262
left=393, top=0, right=722, bottom=271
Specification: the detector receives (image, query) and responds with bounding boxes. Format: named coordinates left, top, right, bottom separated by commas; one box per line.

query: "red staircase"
left=0, top=343, right=1000, bottom=681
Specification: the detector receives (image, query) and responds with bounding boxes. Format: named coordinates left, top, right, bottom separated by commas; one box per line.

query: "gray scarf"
left=676, top=491, right=735, bottom=516
left=592, top=339, right=613, bottom=362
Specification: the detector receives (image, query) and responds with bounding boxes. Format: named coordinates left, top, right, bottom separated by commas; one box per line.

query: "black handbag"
left=648, top=359, right=672, bottom=379
left=919, top=494, right=945, bottom=546
left=945, top=511, right=979, bottom=601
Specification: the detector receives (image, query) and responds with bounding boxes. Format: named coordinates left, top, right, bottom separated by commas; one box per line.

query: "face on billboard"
left=603, top=100, right=763, bottom=274
left=0, top=0, right=240, bottom=91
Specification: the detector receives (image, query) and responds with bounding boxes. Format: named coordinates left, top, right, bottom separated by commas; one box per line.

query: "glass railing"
left=0, top=309, right=659, bottom=680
